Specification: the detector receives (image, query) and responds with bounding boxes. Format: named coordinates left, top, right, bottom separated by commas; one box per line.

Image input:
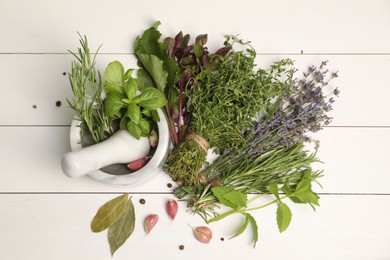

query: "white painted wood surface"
left=0, top=0, right=389, bottom=259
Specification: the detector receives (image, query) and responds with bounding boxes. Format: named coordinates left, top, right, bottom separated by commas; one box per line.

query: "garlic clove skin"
left=144, top=214, right=159, bottom=234
left=192, top=226, right=212, bottom=243
left=166, top=199, right=178, bottom=220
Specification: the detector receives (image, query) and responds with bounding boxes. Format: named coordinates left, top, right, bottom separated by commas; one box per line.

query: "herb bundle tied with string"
left=165, top=36, right=293, bottom=186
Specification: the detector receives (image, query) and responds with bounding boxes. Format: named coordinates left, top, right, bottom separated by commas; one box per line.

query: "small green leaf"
left=193, top=42, right=203, bottom=58
left=211, top=186, right=236, bottom=208
left=137, top=69, right=155, bottom=91
left=124, top=69, right=135, bottom=80
left=119, top=117, right=129, bottom=130
left=127, top=103, right=141, bottom=124
left=138, top=117, right=151, bottom=135
left=276, top=202, right=292, bottom=233
left=108, top=198, right=136, bottom=256
left=139, top=87, right=167, bottom=110
left=229, top=214, right=249, bottom=239
left=268, top=183, right=280, bottom=200
left=105, top=61, right=124, bottom=84
left=246, top=213, right=259, bottom=248
left=151, top=110, right=160, bottom=122
left=104, top=81, right=124, bottom=96
left=142, top=109, right=152, bottom=117
left=223, top=191, right=247, bottom=208
left=90, top=194, right=128, bottom=233
left=136, top=53, right=167, bottom=92
left=127, top=120, right=142, bottom=139
left=124, top=78, right=137, bottom=101
left=104, top=93, right=124, bottom=117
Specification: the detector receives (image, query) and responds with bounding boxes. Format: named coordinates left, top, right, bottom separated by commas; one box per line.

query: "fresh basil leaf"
left=127, top=103, right=141, bottom=124
left=104, top=81, right=124, bottom=96
left=136, top=53, right=168, bottom=92
left=223, top=191, right=247, bottom=208
left=90, top=194, right=128, bottom=233
left=119, top=116, right=129, bottom=130
left=138, top=118, right=151, bottom=136
left=246, top=213, right=259, bottom=248
left=124, top=78, right=137, bottom=101
left=211, top=186, right=236, bottom=208
left=104, top=93, right=124, bottom=117
left=105, top=61, right=124, bottom=84
left=124, top=69, right=135, bottom=80
left=229, top=214, right=249, bottom=239
left=108, top=198, right=136, bottom=256
left=151, top=110, right=160, bottom=122
left=139, top=87, right=167, bottom=110
left=127, top=120, right=142, bottom=139
left=142, top=109, right=152, bottom=117
left=276, top=202, right=292, bottom=233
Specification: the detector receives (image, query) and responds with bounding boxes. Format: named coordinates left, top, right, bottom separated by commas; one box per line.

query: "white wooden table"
left=1, top=0, right=390, bottom=259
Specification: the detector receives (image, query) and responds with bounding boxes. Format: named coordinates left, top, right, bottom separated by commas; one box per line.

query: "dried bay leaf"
left=108, top=198, right=136, bottom=256
left=91, top=194, right=128, bottom=233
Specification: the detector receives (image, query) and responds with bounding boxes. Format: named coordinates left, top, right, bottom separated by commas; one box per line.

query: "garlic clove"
left=166, top=199, right=178, bottom=221
left=191, top=226, right=212, bottom=243
left=144, top=214, right=159, bottom=234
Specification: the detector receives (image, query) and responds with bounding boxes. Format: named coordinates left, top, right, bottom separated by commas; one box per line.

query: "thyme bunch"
left=166, top=36, right=294, bottom=186
left=67, top=34, right=114, bottom=144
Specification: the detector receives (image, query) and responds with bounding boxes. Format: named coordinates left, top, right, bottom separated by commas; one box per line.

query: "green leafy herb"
left=276, top=202, right=292, bottom=233
left=67, top=34, right=115, bottom=144
left=103, top=61, right=167, bottom=139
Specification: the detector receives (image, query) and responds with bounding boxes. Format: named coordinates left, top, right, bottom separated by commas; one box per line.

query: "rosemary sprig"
left=67, top=34, right=114, bottom=144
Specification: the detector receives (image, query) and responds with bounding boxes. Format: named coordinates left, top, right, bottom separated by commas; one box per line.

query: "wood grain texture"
left=0, top=194, right=389, bottom=260
left=0, top=0, right=389, bottom=54
left=0, top=0, right=389, bottom=258
left=0, top=54, right=389, bottom=126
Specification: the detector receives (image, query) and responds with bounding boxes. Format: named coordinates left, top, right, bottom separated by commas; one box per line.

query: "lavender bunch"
left=175, top=61, right=339, bottom=218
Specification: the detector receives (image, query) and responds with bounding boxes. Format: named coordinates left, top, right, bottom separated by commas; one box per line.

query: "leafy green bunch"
left=165, top=38, right=292, bottom=186
left=103, top=61, right=167, bottom=139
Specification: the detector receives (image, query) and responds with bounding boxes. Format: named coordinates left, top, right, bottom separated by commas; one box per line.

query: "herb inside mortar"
left=67, top=34, right=115, bottom=144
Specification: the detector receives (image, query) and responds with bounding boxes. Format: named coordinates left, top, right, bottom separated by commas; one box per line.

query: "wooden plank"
left=0, top=126, right=388, bottom=194
left=1, top=54, right=389, bottom=126
left=0, top=193, right=389, bottom=259
left=0, top=0, right=389, bottom=54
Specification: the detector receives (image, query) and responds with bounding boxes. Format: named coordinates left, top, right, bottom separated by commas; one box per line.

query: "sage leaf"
left=229, top=214, right=249, bottom=239
left=246, top=213, right=259, bottom=248
left=139, top=87, right=167, bottom=110
left=223, top=190, right=247, bottom=208
left=105, top=61, right=124, bottom=84
left=211, top=186, right=236, bottom=208
left=91, top=194, right=128, bottom=233
left=276, top=202, right=292, bottom=233
left=108, top=198, right=136, bottom=256
left=136, top=53, right=167, bottom=92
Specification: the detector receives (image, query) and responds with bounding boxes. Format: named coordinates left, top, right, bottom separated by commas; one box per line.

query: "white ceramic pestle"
left=61, top=130, right=150, bottom=178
